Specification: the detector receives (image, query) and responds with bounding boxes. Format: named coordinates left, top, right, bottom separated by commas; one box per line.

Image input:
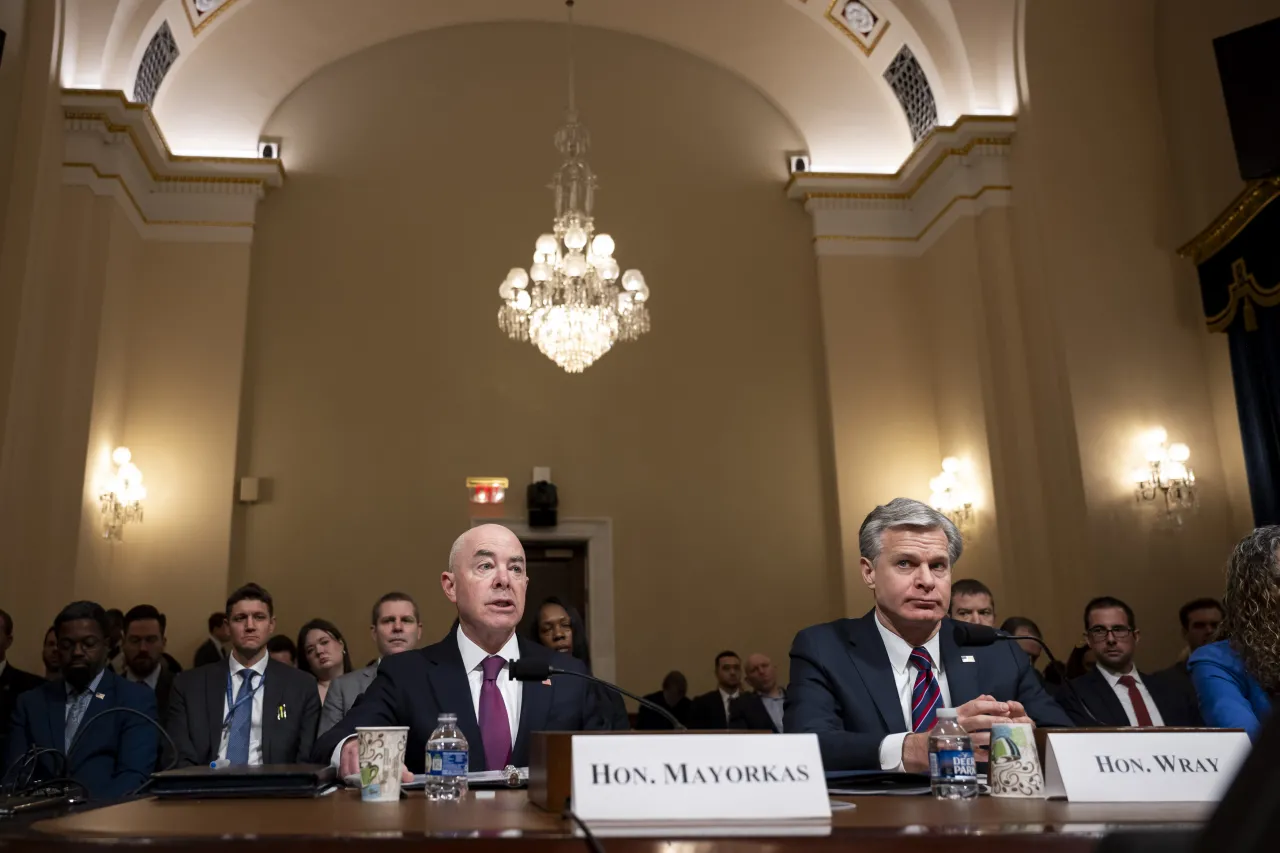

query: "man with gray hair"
left=785, top=498, right=1071, bottom=772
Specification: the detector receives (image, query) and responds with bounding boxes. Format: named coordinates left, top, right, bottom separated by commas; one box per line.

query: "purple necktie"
left=479, top=655, right=512, bottom=770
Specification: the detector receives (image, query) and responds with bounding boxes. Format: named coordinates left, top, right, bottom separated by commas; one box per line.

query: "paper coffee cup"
left=988, top=721, right=1045, bottom=798
left=357, top=726, right=410, bottom=802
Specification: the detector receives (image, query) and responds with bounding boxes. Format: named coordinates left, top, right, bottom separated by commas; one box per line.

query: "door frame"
left=471, top=517, right=616, bottom=683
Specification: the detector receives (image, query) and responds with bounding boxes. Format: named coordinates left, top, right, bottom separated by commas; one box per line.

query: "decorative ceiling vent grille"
left=133, top=21, right=179, bottom=106
left=883, top=45, right=938, bottom=143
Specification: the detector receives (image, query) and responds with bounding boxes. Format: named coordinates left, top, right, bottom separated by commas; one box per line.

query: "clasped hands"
left=901, top=694, right=1033, bottom=773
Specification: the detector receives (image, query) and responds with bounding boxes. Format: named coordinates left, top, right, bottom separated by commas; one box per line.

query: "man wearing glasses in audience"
left=1057, top=596, right=1201, bottom=728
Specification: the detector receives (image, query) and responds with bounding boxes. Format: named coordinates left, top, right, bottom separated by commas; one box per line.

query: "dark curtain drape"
left=1193, top=182, right=1280, bottom=525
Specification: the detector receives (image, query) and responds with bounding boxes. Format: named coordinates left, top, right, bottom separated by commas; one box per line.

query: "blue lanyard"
left=224, top=668, right=262, bottom=726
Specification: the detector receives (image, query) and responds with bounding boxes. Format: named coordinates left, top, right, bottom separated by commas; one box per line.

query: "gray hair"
left=858, top=498, right=963, bottom=565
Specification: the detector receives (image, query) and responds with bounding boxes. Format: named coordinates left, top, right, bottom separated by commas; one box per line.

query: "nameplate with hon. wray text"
left=1043, top=730, right=1250, bottom=802
left=570, top=733, right=830, bottom=825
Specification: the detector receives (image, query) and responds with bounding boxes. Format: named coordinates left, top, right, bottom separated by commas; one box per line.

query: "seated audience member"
left=1000, top=616, right=1067, bottom=686
left=297, top=619, right=353, bottom=704
left=194, top=612, right=231, bottom=668
left=267, top=635, right=298, bottom=666
left=42, top=626, right=61, bottom=679
left=528, top=595, right=629, bottom=730
left=730, top=653, right=784, bottom=733
left=167, top=584, right=320, bottom=767
left=1065, top=643, right=1096, bottom=680
left=1189, top=527, right=1277, bottom=741
left=1057, top=596, right=1201, bottom=728
left=950, top=578, right=996, bottom=626
left=120, top=605, right=175, bottom=727
left=1164, top=597, right=1223, bottom=677
left=314, top=525, right=610, bottom=775
left=320, top=592, right=423, bottom=736
left=5, top=601, right=157, bottom=799
left=104, top=608, right=125, bottom=674
left=0, top=609, right=46, bottom=761
left=689, top=651, right=744, bottom=729
left=637, top=670, right=692, bottom=730
left=785, top=498, right=1071, bottom=772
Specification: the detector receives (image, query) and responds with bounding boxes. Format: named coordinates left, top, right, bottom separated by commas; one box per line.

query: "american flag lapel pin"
left=961, top=655, right=976, bottom=663
left=95, top=693, right=105, bottom=700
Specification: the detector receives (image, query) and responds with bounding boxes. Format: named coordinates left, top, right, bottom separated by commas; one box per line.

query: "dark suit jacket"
left=730, top=691, right=782, bottom=733
left=167, top=657, right=321, bottom=767
left=785, top=611, right=1073, bottom=771
left=311, top=631, right=609, bottom=771
left=688, top=690, right=734, bottom=729
left=1058, top=667, right=1203, bottom=728
left=635, top=692, right=692, bottom=730
left=193, top=639, right=224, bottom=669
left=1, top=663, right=45, bottom=760
left=4, top=669, right=158, bottom=799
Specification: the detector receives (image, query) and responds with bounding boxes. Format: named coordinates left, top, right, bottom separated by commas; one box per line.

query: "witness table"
left=0, top=789, right=1209, bottom=852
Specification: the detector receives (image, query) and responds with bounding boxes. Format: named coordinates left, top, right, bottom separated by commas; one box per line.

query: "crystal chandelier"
left=497, top=0, right=650, bottom=373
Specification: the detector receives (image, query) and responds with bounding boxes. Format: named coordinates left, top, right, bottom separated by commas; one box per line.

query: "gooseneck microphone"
left=950, top=622, right=1102, bottom=726
left=509, top=659, right=688, bottom=731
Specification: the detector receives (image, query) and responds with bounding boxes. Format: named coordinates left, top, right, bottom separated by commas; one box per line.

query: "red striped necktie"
left=910, top=647, right=942, bottom=732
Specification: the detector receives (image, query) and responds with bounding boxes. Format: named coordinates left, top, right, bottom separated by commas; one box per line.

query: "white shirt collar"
left=719, top=687, right=740, bottom=702
left=1097, top=664, right=1138, bottom=687
left=456, top=624, right=521, bottom=674
left=874, top=613, right=944, bottom=676
left=229, top=651, right=270, bottom=679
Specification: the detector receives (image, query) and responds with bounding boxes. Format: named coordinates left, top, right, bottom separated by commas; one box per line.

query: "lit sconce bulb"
left=513, top=290, right=531, bottom=311
left=564, top=226, right=588, bottom=250
left=564, top=252, right=588, bottom=277
left=1164, top=461, right=1188, bottom=482
left=112, top=447, right=132, bottom=466
left=1145, top=427, right=1168, bottom=448
left=617, top=292, right=633, bottom=313
left=1132, top=468, right=1151, bottom=485
left=1168, top=443, right=1191, bottom=463
left=498, top=280, right=515, bottom=300
left=930, top=492, right=947, bottom=510
left=530, top=262, right=552, bottom=282
left=597, top=258, right=620, bottom=281
left=536, top=234, right=558, bottom=255
left=1146, top=446, right=1167, bottom=463
left=506, top=268, right=529, bottom=290
left=942, top=457, right=960, bottom=474
left=621, top=269, right=644, bottom=291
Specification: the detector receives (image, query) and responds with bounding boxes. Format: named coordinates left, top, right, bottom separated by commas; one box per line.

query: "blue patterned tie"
left=226, top=669, right=255, bottom=765
left=65, top=689, right=92, bottom=752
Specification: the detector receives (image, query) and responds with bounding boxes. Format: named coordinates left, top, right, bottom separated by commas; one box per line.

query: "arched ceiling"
left=64, top=0, right=1018, bottom=173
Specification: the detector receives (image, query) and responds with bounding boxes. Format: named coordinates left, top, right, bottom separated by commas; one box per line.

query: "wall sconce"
left=1133, top=427, right=1197, bottom=520
left=466, top=477, right=508, bottom=504
left=929, top=457, right=976, bottom=529
left=101, top=446, right=146, bottom=540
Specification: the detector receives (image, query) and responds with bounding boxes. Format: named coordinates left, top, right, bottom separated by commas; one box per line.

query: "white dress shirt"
left=218, top=652, right=269, bottom=765
left=1096, top=666, right=1165, bottom=727
left=718, top=688, right=741, bottom=724
left=457, top=626, right=522, bottom=746
left=875, top=616, right=952, bottom=771
left=126, top=664, right=162, bottom=691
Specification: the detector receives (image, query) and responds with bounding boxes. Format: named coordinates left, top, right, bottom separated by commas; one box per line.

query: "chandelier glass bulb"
left=494, top=0, right=650, bottom=373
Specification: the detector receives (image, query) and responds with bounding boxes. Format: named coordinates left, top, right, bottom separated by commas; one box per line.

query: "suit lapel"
left=939, top=618, right=980, bottom=708
left=206, top=661, right=227, bottom=758
left=512, top=639, right=552, bottom=762
left=1086, top=669, right=1128, bottom=725
left=45, top=680, right=67, bottom=752
left=261, top=660, right=285, bottom=763
left=844, top=612, right=908, bottom=731
left=425, top=639, right=487, bottom=769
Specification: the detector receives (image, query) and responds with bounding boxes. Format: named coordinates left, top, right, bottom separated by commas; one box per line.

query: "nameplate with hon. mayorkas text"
left=570, top=733, right=830, bottom=824
left=1043, top=730, right=1250, bottom=802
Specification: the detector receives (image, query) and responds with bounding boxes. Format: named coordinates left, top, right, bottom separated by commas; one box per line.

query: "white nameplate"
left=1043, top=730, right=1250, bottom=802
left=570, top=734, right=830, bottom=824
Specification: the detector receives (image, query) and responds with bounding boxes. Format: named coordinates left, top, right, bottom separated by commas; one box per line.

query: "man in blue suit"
left=5, top=601, right=157, bottom=799
left=785, top=498, right=1071, bottom=772
left=314, top=524, right=611, bottom=774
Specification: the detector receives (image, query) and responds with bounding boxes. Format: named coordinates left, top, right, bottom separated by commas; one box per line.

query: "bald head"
left=442, top=525, right=528, bottom=655
left=745, top=653, right=778, bottom=696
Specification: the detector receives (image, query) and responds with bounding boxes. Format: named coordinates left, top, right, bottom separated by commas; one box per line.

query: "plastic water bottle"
left=928, top=708, right=978, bottom=800
left=425, top=713, right=469, bottom=801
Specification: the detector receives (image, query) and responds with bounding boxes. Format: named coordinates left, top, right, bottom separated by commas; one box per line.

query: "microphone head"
left=951, top=621, right=1002, bottom=647
left=509, top=659, right=553, bottom=681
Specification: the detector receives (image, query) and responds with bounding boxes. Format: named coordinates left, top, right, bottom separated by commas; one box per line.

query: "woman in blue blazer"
left=1189, top=527, right=1278, bottom=741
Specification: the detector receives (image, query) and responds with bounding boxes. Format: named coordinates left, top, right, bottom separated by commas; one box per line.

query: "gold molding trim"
left=64, top=162, right=256, bottom=228
left=1205, top=259, right=1280, bottom=333
left=825, top=0, right=890, bottom=57
left=1177, top=177, right=1280, bottom=266
left=62, top=89, right=285, bottom=175
left=813, top=184, right=1012, bottom=244
left=803, top=137, right=1011, bottom=201
left=181, top=0, right=245, bottom=37
left=784, top=114, right=1015, bottom=191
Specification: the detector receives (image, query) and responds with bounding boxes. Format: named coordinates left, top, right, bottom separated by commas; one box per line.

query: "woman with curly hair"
left=1188, top=526, right=1278, bottom=740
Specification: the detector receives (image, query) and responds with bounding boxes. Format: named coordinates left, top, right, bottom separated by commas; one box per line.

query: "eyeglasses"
left=57, top=637, right=103, bottom=652
left=1087, top=626, right=1133, bottom=640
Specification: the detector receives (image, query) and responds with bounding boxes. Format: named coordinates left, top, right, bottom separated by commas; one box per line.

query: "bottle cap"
left=936, top=708, right=959, bottom=719
left=438, top=712, right=457, bottom=723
